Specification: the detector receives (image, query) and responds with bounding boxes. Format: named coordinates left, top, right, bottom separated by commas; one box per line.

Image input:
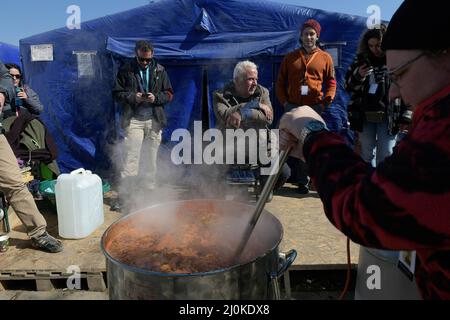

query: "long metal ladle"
left=234, top=148, right=292, bottom=262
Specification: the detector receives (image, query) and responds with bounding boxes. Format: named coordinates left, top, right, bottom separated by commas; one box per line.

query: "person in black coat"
left=111, top=40, right=174, bottom=212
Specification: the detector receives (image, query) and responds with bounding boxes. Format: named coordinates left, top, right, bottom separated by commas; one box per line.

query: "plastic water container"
left=55, top=168, right=104, bottom=239
left=355, top=247, right=421, bottom=300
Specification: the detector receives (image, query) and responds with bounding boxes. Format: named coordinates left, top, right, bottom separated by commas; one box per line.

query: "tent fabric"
left=0, top=42, right=20, bottom=66
left=19, top=0, right=372, bottom=175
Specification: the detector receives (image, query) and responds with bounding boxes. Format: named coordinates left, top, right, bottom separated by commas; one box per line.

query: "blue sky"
left=0, top=0, right=403, bottom=46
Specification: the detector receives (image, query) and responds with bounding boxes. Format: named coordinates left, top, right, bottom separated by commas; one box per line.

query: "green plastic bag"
left=39, top=180, right=111, bottom=196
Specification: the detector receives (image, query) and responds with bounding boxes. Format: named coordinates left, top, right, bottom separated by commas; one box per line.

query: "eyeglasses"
left=10, top=74, right=21, bottom=79
left=388, top=52, right=426, bottom=87
left=137, top=57, right=152, bottom=63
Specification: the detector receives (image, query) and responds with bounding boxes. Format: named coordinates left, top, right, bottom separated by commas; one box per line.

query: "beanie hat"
left=302, top=19, right=321, bottom=38
left=382, top=0, right=450, bottom=51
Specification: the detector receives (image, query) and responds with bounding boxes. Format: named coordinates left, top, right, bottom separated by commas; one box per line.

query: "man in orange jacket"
left=276, top=19, right=336, bottom=193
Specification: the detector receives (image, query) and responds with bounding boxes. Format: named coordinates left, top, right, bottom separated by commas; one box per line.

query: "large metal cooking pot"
left=101, top=199, right=296, bottom=300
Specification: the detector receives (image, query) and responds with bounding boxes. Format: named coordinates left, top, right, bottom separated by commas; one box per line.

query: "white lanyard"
left=299, top=50, right=318, bottom=96
left=300, top=50, right=318, bottom=82
left=139, top=68, right=150, bottom=94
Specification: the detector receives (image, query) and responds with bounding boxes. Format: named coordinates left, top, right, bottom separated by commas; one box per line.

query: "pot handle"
left=269, top=250, right=297, bottom=300
left=277, top=249, right=297, bottom=278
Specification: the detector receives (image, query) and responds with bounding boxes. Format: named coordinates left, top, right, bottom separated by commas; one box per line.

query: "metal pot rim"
left=101, top=199, right=284, bottom=277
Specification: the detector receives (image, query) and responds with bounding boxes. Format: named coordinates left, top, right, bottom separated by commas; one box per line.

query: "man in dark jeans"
left=112, top=41, right=174, bottom=212
left=0, top=60, right=62, bottom=253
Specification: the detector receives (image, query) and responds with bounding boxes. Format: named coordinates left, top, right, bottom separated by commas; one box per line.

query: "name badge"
left=369, top=83, right=378, bottom=95
left=301, top=85, right=309, bottom=96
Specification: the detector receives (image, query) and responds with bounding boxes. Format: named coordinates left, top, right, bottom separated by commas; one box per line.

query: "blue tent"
left=0, top=42, right=21, bottom=66
left=20, top=0, right=370, bottom=175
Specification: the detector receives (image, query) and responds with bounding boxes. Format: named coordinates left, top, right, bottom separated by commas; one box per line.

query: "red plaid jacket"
left=305, top=84, right=450, bottom=299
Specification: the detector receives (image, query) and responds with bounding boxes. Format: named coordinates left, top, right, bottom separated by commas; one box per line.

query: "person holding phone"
left=4, top=63, right=43, bottom=118
left=0, top=60, right=63, bottom=253
left=112, top=40, right=174, bottom=212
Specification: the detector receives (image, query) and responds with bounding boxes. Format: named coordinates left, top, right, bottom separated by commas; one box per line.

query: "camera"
left=360, top=57, right=371, bottom=68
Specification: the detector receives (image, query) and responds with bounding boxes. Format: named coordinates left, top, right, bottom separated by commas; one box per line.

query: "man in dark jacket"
left=0, top=60, right=62, bottom=253
left=112, top=41, right=173, bottom=211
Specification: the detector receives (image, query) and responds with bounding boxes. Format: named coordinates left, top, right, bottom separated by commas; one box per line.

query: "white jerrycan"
left=55, top=168, right=104, bottom=239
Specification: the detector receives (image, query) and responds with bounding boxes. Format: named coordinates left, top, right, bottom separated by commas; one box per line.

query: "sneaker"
left=266, top=191, right=274, bottom=203
left=110, top=199, right=129, bottom=214
left=297, top=185, right=309, bottom=195
left=110, top=199, right=122, bottom=212
left=31, top=232, right=63, bottom=253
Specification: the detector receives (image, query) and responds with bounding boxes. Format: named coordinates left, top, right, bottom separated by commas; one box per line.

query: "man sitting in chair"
left=213, top=61, right=290, bottom=201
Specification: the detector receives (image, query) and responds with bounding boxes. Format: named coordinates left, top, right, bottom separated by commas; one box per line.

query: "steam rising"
left=110, top=136, right=255, bottom=213
left=106, top=132, right=269, bottom=269
left=104, top=199, right=280, bottom=272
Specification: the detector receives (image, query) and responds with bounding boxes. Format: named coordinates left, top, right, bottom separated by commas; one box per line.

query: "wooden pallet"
left=0, top=186, right=191, bottom=292
left=0, top=199, right=121, bottom=292
left=0, top=270, right=106, bottom=292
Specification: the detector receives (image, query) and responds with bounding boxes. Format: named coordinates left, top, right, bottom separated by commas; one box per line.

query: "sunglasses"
left=137, top=57, right=152, bottom=63
left=11, top=74, right=21, bottom=79
left=388, top=52, right=426, bottom=88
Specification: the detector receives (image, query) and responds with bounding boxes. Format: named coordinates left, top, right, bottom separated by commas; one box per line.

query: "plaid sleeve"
left=304, top=98, right=450, bottom=250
